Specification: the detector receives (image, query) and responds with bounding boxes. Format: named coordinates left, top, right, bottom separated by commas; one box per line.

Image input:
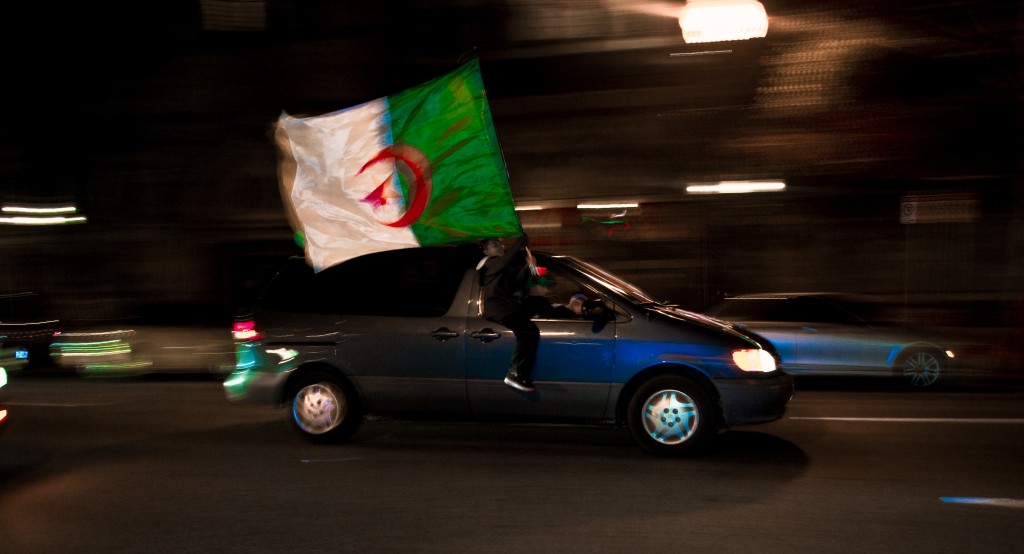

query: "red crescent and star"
left=357, top=144, right=432, bottom=227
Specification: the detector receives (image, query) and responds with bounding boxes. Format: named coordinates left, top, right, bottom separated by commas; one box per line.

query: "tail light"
left=233, top=320, right=264, bottom=341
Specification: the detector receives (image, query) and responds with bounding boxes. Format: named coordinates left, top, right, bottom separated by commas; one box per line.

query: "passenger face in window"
left=568, top=294, right=587, bottom=316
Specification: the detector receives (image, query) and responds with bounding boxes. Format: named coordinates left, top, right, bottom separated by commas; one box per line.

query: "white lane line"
left=6, top=401, right=101, bottom=407
left=941, top=497, right=1024, bottom=508
left=301, top=457, right=364, bottom=463
left=789, top=417, right=1024, bottom=424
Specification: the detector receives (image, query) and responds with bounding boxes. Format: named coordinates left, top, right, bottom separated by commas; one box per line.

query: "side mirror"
left=583, top=300, right=612, bottom=321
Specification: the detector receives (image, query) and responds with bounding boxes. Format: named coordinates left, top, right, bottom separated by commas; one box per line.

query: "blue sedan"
left=703, top=292, right=956, bottom=388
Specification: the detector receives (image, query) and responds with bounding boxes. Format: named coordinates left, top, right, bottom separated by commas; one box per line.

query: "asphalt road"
left=1, top=375, right=1022, bottom=553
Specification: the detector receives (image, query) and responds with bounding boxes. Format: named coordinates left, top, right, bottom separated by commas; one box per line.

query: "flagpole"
left=524, top=246, right=538, bottom=276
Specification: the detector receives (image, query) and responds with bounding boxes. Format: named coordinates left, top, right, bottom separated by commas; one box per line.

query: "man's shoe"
left=504, top=376, right=535, bottom=392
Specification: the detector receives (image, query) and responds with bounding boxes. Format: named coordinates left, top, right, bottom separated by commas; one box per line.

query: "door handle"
left=470, top=328, right=502, bottom=343
left=430, top=328, right=459, bottom=342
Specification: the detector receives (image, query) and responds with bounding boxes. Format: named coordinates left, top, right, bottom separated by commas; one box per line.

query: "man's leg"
left=500, top=312, right=540, bottom=388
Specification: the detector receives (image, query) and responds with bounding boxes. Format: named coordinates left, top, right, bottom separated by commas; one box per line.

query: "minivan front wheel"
left=288, top=371, right=361, bottom=442
left=627, top=375, right=715, bottom=456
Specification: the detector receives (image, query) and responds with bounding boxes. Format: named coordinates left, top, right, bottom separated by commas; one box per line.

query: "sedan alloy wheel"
left=901, top=350, right=943, bottom=388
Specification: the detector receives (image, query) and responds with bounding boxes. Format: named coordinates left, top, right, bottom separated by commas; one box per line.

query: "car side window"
left=527, top=266, right=609, bottom=321
left=262, top=249, right=474, bottom=317
left=773, top=297, right=857, bottom=324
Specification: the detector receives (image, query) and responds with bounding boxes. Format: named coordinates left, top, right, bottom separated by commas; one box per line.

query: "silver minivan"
left=224, top=245, right=792, bottom=456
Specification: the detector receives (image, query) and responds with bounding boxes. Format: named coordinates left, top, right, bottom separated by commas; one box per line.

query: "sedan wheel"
left=627, top=375, right=715, bottom=456
left=289, top=371, right=361, bottom=442
left=901, top=350, right=943, bottom=388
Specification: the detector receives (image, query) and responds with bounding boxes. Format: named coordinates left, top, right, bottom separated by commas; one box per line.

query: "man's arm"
left=497, top=234, right=528, bottom=271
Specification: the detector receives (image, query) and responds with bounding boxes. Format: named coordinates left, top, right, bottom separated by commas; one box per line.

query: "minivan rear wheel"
left=288, top=371, right=361, bottom=442
left=627, top=375, right=716, bottom=456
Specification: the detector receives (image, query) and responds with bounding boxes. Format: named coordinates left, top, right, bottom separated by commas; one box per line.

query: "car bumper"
left=714, top=374, right=794, bottom=426
left=223, top=368, right=290, bottom=406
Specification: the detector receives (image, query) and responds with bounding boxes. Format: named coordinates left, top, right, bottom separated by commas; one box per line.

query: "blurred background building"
left=0, top=1, right=1021, bottom=365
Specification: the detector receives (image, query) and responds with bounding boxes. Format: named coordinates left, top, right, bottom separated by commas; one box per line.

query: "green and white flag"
left=276, top=59, right=522, bottom=271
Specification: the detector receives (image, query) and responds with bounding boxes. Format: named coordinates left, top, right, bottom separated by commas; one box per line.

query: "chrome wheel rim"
left=903, top=352, right=941, bottom=387
left=641, top=389, right=698, bottom=445
left=293, top=382, right=346, bottom=434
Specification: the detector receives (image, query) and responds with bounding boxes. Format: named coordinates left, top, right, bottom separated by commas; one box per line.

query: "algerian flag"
left=275, top=59, right=522, bottom=271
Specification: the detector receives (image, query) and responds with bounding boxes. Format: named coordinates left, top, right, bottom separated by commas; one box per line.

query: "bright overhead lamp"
left=678, top=0, right=769, bottom=44
left=514, top=205, right=544, bottom=211
left=686, top=180, right=786, bottom=194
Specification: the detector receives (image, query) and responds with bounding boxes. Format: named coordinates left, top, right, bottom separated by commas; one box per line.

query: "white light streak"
left=686, top=181, right=786, bottom=194
left=577, top=203, right=640, bottom=209
left=3, top=204, right=78, bottom=214
left=0, top=215, right=88, bottom=226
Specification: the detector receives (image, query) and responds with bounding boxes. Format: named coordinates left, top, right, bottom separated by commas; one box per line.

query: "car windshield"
left=705, top=295, right=895, bottom=326
left=560, top=257, right=658, bottom=305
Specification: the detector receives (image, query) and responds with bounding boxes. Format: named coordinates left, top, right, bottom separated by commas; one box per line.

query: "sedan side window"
left=774, top=297, right=859, bottom=325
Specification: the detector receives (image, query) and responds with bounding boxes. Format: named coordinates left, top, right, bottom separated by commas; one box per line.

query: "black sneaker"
left=504, top=375, right=535, bottom=392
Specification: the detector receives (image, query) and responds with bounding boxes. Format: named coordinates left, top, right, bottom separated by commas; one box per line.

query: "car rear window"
left=260, top=247, right=479, bottom=317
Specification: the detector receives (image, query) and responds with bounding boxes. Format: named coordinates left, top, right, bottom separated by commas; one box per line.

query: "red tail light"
left=233, top=320, right=264, bottom=341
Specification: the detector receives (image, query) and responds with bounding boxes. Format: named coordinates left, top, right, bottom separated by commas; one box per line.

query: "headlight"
left=732, top=349, right=777, bottom=373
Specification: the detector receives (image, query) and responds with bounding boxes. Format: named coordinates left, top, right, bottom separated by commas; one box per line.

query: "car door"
left=732, top=321, right=802, bottom=371
left=783, top=296, right=892, bottom=374
left=465, top=266, right=615, bottom=419
left=296, top=248, right=474, bottom=414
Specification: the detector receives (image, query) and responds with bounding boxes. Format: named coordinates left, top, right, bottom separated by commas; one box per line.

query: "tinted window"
left=705, top=298, right=785, bottom=320
left=772, top=297, right=860, bottom=324
left=0, top=292, right=59, bottom=323
left=261, top=247, right=479, bottom=317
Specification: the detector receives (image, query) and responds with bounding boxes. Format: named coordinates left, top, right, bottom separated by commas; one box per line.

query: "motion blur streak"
left=0, top=216, right=87, bottom=225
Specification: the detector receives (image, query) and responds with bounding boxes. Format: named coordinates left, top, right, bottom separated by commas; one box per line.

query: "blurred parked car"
left=224, top=245, right=793, bottom=456
left=50, top=321, right=234, bottom=377
left=702, top=293, right=957, bottom=388
left=0, top=292, right=61, bottom=371
left=0, top=366, right=8, bottom=434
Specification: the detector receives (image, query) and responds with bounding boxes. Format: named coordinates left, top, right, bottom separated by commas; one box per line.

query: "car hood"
left=648, top=304, right=777, bottom=352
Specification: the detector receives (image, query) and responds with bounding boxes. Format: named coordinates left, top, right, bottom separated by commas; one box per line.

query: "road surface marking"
left=789, top=417, right=1024, bottom=424
left=941, top=497, right=1024, bottom=508
left=7, top=401, right=106, bottom=407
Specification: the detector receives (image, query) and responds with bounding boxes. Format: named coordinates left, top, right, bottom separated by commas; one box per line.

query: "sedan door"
left=793, top=322, right=903, bottom=374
